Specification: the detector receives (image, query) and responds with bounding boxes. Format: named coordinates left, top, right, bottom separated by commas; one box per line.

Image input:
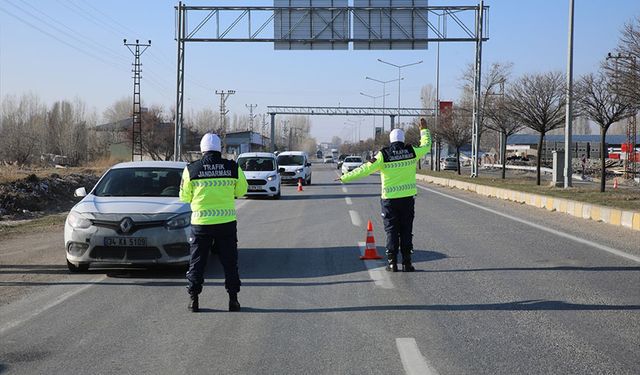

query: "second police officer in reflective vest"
left=179, top=133, right=248, bottom=312
left=339, top=118, right=431, bottom=272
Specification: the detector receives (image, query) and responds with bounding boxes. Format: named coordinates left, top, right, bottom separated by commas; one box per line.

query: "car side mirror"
left=306, top=162, right=311, bottom=167
left=278, top=167, right=285, bottom=173
left=74, top=187, right=87, bottom=197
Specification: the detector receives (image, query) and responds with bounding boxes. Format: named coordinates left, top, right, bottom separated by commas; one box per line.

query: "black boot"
left=188, top=294, right=199, bottom=312
left=228, top=292, right=241, bottom=312
left=385, top=254, right=398, bottom=272
left=401, top=250, right=416, bottom=272
left=402, top=262, right=416, bottom=272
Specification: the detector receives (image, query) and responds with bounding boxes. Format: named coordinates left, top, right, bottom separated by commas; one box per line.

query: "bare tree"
left=485, top=99, right=523, bottom=179
left=138, top=106, right=175, bottom=161
left=439, top=107, right=472, bottom=175
left=0, top=94, right=46, bottom=164
left=459, top=62, right=514, bottom=167
left=103, top=96, right=133, bottom=123
left=45, top=99, right=90, bottom=165
left=576, top=71, right=635, bottom=192
left=604, top=16, right=640, bottom=108
left=506, top=71, right=566, bottom=185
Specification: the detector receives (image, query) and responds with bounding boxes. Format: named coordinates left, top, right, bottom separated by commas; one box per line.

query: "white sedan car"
left=341, top=156, right=364, bottom=174
left=64, top=161, right=191, bottom=272
left=237, top=152, right=281, bottom=199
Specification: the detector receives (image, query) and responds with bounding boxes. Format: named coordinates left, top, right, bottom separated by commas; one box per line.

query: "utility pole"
left=563, top=0, right=575, bottom=188
left=435, top=41, right=441, bottom=171
left=366, top=76, right=403, bottom=132
left=124, top=39, right=151, bottom=161
left=360, top=92, right=388, bottom=137
left=246, top=104, right=257, bottom=131
left=215, top=90, right=235, bottom=151
left=470, top=1, right=484, bottom=178
left=607, top=52, right=638, bottom=179
left=377, top=59, right=423, bottom=119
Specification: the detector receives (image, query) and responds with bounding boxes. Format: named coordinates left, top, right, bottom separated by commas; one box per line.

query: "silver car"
left=64, top=161, right=191, bottom=272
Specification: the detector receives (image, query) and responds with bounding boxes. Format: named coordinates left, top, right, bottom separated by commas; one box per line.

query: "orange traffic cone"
left=297, top=178, right=304, bottom=192
left=360, top=220, right=383, bottom=260
left=613, top=177, right=619, bottom=189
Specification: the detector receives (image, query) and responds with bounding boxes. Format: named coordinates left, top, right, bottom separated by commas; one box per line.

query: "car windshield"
left=345, top=157, right=362, bottom=163
left=93, top=167, right=183, bottom=197
left=238, top=157, right=275, bottom=172
left=277, top=155, right=304, bottom=166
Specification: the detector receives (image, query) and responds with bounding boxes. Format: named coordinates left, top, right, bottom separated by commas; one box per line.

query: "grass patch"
left=418, top=170, right=640, bottom=211
left=0, top=213, right=66, bottom=240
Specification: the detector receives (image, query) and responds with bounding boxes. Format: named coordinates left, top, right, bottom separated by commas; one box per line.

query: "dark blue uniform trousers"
left=186, top=221, right=241, bottom=296
left=381, top=196, right=415, bottom=263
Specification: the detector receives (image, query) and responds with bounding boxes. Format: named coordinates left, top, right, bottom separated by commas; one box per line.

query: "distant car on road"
left=277, top=151, right=312, bottom=185
left=64, top=161, right=191, bottom=272
left=323, top=155, right=334, bottom=164
left=441, top=157, right=459, bottom=171
left=237, top=152, right=281, bottom=199
left=341, top=156, right=364, bottom=174
left=316, top=150, right=323, bottom=159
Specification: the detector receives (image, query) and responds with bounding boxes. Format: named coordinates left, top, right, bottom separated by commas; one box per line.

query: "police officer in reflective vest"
left=339, top=119, right=431, bottom=272
left=180, top=133, right=248, bottom=312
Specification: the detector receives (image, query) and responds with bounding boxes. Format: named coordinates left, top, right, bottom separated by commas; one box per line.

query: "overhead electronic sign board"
left=353, top=0, right=429, bottom=50
left=274, top=0, right=349, bottom=50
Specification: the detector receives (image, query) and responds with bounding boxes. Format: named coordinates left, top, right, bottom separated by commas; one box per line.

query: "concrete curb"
left=415, top=174, right=640, bottom=232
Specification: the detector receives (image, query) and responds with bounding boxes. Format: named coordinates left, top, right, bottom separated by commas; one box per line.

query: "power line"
left=0, top=5, right=121, bottom=69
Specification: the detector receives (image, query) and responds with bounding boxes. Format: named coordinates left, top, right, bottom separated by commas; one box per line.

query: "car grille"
left=92, top=220, right=165, bottom=235
left=164, top=243, right=190, bottom=258
left=281, top=172, right=296, bottom=176
left=89, top=246, right=162, bottom=260
left=247, top=179, right=267, bottom=185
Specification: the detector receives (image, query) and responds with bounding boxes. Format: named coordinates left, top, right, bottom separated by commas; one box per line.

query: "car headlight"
left=67, top=211, right=92, bottom=229
left=267, top=174, right=277, bottom=181
left=295, top=168, right=304, bottom=173
left=166, top=212, right=191, bottom=229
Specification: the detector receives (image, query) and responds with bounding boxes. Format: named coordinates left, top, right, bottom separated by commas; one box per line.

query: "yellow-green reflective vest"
left=340, top=129, right=432, bottom=199
left=179, top=152, right=248, bottom=225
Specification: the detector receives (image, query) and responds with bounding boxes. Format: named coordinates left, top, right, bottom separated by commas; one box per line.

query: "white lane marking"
left=342, top=186, right=348, bottom=193
left=417, top=185, right=640, bottom=264
left=396, top=338, right=438, bottom=375
left=345, top=197, right=353, bottom=205
left=358, top=242, right=393, bottom=289
left=0, top=275, right=107, bottom=336
left=349, top=210, right=362, bottom=227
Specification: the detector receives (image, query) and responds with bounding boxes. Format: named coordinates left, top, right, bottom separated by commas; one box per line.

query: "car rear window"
left=238, top=157, right=275, bottom=171
left=344, top=157, right=362, bottom=163
left=93, top=168, right=183, bottom=197
left=277, top=155, right=305, bottom=166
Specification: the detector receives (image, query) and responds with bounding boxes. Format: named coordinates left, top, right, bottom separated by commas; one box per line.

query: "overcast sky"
left=1, top=0, right=639, bottom=142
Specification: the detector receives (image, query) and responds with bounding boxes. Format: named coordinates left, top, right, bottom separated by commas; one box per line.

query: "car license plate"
left=104, top=237, right=147, bottom=247
left=248, top=185, right=262, bottom=191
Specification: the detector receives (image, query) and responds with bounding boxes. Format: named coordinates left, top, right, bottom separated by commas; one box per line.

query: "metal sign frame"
left=174, top=2, right=488, bottom=177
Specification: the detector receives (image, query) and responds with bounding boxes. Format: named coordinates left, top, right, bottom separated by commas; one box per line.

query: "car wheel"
left=307, top=176, right=311, bottom=185
left=67, top=259, right=89, bottom=273
left=273, top=190, right=281, bottom=199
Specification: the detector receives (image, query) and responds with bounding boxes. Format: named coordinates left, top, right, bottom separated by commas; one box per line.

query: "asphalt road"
left=1, top=163, right=639, bottom=374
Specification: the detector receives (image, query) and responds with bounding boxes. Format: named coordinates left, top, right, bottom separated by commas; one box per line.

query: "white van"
left=276, top=151, right=312, bottom=185
left=237, top=152, right=281, bottom=199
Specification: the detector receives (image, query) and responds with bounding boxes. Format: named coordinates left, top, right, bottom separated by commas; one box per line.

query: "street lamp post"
left=360, top=91, right=389, bottom=137
left=377, top=59, right=423, bottom=118
left=365, top=76, right=403, bottom=132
